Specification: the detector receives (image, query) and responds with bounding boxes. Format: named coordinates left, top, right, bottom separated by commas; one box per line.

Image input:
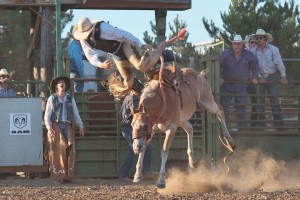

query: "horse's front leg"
left=157, top=129, right=175, bottom=189
left=133, top=150, right=145, bottom=183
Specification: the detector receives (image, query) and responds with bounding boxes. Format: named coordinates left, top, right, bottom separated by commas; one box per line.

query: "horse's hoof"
left=133, top=175, right=143, bottom=183
left=156, top=182, right=166, bottom=189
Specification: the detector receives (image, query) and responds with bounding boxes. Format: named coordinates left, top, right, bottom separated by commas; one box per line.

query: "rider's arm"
left=80, top=40, right=102, bottom=67
left=100, top=22, right=144, bottom=48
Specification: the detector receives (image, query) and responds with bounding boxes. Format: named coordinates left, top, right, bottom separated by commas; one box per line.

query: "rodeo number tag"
left=9, top=113, right=31, bottom=135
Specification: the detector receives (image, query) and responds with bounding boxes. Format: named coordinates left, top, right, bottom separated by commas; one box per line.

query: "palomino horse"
left=131, top=68, right=236, bottom=189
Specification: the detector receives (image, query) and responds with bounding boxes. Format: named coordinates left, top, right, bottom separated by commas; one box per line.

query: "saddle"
left=144, top=50, right=183, bottom=88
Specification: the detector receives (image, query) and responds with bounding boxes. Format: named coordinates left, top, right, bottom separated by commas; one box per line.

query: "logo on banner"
left=13, top=114, right=27, bottom=129
left=10, top=113, right=31, bottom=135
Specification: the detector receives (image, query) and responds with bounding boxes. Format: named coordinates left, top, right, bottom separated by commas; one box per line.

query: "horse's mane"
left=140, top=80, right=160, bottom=101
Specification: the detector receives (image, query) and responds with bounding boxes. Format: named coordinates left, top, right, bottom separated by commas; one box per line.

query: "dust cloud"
left=158, top=148, right=300, bottom=195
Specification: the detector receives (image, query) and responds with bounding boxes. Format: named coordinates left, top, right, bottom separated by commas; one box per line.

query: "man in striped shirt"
left=251, top=29, right=288, bottom=129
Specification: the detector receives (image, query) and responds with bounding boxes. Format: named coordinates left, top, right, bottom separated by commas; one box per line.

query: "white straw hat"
left=73, top=17, right=99, bottom=40
left=232, top=35, right=245, bottom=43
left=255, top=29, right=273, bottom=43
left=0, top=68, right=11, bottom=78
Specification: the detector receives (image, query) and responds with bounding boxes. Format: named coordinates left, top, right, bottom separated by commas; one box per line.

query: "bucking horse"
left=107, top=29, right=236, bottom=189
left=131, top=68, right=236, bottom=189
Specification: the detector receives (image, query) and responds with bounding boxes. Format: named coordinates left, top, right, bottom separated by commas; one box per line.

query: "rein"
left=135, top=29, right=188, bottom=141
left=137, top=99, right=153, bottom=140
left=155, top=29, right=188, bottom=123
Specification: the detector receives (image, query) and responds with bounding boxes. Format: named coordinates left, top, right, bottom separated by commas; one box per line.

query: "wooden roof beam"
left=0, top=0, right=191, bottom=11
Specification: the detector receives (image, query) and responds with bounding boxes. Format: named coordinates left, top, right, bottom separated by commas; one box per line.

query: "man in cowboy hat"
left=0, top=68, right=16, bottom=97
left=73, top=17, right=159, bottom=98
left=251, top=28, right=288, bottom=129
left=219, top=34, right=259, bottom=130
left=44, top=76, right=85, bottom=183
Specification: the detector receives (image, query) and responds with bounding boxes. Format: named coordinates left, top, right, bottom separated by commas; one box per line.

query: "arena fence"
left=203, top=56, right=300, bottom=162
left=72, top=87, right=206, bottom=178
left=2, top=56, right=299, bottom=178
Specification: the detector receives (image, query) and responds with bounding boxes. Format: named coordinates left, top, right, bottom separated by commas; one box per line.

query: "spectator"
left=68, top=25, right=85, bottom=92
left=73, top=17, right=158, bottom=99
left=245, top=34, right=256, bottom=50
left=219, top=35, right=259, bottom=130
left=44, top=76, right=85, bottom=183
left=119, top=79, right=153, bottom=181
left=251, top=29, right=288, bottom=129
left=245, top=34, right=259, bottom=127
left=0, top=68, right=16, bottom=97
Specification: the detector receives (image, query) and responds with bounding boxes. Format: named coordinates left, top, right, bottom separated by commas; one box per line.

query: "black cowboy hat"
left=50, top=76, right=71, bottom=92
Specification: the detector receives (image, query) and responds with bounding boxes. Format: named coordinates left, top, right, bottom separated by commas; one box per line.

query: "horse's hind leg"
left=180, top=121, right=196, bottom=169
left=199, top=93, right=236, bottom=149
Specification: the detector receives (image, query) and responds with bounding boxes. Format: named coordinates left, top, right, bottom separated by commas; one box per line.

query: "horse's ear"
left=130, top=107, right=138, bottom=115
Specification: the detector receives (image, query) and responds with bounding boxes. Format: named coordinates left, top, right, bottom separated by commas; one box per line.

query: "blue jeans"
left=120, top=126, right=152, bottom=178
left=70, top=72, right=84, bottom=92
left=220, top=86, right=247, bottom=127
left=257, top=74, right=284, bottom=127
left=58, top=121, right=69, bottom=141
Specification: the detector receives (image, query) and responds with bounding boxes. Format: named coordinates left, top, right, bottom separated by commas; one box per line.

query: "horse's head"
left=131, top=112, right=151, bottom=154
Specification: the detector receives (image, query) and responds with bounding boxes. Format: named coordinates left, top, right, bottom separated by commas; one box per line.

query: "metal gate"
left=203, top=56, right=300, bottom=162
left=73, top=90, right=207, bottom=178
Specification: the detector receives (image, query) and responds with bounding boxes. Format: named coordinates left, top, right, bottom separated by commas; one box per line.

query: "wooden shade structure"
left=0, top=0, right=191, bottom=11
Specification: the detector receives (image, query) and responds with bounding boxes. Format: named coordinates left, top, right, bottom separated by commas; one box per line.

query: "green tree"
left=0, top=9, right=73, bottom=86
left=202, top=0, right=300, bottom=79
left=143, top=14, right=199, bottom=67
left=0, top=10, right=31, bottom=80
left=203, top=0, right=300, bottom=53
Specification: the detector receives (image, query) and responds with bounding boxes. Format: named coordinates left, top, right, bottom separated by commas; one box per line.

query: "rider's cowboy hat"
left=73, top=17, right=99, bottom=40
left=231, top=35, right=245, bottom=43
left=50, top=76, right=71, bottom=92
left=255, top=29, right=273, bottom=43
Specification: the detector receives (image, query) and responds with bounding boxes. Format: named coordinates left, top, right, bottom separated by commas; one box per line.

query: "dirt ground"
left=0, top=175, right=300, bottom=200
left=1, top=149, right=300, bottom=199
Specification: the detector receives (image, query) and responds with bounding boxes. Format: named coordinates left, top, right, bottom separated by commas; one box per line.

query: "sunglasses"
left=250, top=41, right=256, bottom=44
left=0, top=75, right=10, bottom=79
left=256, top=36, right=265, bottom=40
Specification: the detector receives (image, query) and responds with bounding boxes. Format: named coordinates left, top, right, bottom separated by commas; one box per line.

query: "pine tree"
left=143, top=14, right=199, bottom=67
left=202, top=0, right=300, bottom=79
left=0, top=8, right=73, bottom=91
